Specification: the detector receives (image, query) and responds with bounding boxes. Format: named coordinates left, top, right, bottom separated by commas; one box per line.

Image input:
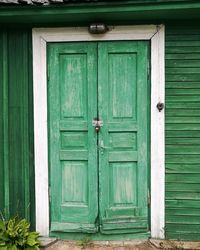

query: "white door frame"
left=32, top=25, right=165, bottom=239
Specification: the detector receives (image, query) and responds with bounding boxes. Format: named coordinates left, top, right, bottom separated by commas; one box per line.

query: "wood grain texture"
left=2, top=32, right=9, bottom=217
left=48, top=42, right=98, bottom=233
left=98, top=41, right=149, bottom=234
left=0, top=29, right=34, bottom=226
left=165, top=25, right=200, bottom=241
left=150, top=24, right=165, bottom=239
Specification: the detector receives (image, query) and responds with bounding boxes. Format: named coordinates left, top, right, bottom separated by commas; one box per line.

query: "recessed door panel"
left=60, top=54, right=87, bottom=119
left=109, top=53, right=137, bottom=120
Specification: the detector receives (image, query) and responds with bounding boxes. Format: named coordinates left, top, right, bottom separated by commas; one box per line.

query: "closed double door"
left=48, top=41, right=149, bottom=234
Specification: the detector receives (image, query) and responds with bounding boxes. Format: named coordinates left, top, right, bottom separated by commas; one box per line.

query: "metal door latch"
left=92, top=118, right=103, bottom=132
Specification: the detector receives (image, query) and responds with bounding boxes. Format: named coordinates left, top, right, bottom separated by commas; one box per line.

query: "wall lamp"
left=88, top=23, right=109, bottom=34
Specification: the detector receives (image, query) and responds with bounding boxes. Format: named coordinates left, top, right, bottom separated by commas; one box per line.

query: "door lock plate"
left=92, top=119, right=103, bottom=127
left=92, top=119, right=103, bottom=133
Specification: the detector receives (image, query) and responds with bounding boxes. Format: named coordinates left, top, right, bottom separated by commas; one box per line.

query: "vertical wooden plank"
left=0, top=32, right=4, bottom=213
left=33, top=32, right=49, bottom=235
left=27, top=31, right=35, bottom=229
left=98, top=42, right=109, bottom=231
left=2, top=31, right=10, bottom=218
left=137, top=42, right=149, bottom=225
left=21, top=31, right=31, bottom=222
left=151, top=25, right=165, bottom=239
left=0, top=31, right=5, bottom=216
left=8, top=30, right=24, bottom=218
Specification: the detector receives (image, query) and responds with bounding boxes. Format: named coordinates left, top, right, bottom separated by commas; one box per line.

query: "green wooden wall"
left=165, top=25, right=200, bottom=241
left=1, top=24, right=200, bottom=240
left=0, top=30, right=35, bottom=227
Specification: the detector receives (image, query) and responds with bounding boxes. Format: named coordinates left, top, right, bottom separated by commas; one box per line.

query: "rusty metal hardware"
left=92, top=118, right=103, bottom=133
left=157, top=102, right=164, bottom=112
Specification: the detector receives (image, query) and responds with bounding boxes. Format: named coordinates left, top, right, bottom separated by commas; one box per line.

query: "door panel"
left=48, top=41, right=149, bottom=235
left=48, top=43, right=98, bottom=233
left=98, top=42, right=149, bottom=234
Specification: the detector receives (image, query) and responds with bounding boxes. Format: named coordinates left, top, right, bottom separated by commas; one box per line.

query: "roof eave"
left=0, top=1, right=200, bottom=26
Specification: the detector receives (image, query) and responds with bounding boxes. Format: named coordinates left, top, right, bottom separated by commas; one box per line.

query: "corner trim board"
left=32, top=25, right=165, bottom=239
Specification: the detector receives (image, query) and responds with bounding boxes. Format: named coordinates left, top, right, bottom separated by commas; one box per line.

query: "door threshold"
left=49, top=231, right=150, bottom=241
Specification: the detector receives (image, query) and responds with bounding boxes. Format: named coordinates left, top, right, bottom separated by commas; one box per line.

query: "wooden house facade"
left=0, top=0, right=200, bottom=241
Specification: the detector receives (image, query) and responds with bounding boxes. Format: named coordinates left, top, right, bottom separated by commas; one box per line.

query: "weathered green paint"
left=48, top=41, right=149, bottom=235
left=50, top=231, right=150, bottom=240
left=0, top=32, right=9, bottom=216
left=165, top=25, right=200, bottom=241
left=48, top=43, right=98, bottom=233
left=0, top=29, right=35, bottom=227
left=98, top=42, right=149, bottom=234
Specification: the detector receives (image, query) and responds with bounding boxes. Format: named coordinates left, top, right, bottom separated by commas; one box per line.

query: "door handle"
left=92, top=118, right=103, bottom=133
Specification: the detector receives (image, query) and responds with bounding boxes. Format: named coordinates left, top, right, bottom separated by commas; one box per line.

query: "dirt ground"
left=42, top=239, right=200, bottom=250
left=43, top=240, right=159, bottom=250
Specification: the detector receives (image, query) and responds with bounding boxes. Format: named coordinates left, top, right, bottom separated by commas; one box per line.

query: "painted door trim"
left=32, top=25, right=165, bottom=239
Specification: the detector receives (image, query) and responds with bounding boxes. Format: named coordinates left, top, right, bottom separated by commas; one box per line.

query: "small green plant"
left=77, top=237, right=92, bottom=249
left=0, top=216, right=40, bottom=250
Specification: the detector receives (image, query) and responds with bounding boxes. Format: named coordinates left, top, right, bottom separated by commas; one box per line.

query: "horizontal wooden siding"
left=0, top=30, right=35, bottom=227
left=165, top=25, right=200, bottom=241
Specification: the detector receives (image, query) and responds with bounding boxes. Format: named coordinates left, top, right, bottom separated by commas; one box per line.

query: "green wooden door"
left=98, top=42, right=149, bottom=234
left=48, top=41, right=149, bottom=235
left=48, top=43, right=98, bottom=233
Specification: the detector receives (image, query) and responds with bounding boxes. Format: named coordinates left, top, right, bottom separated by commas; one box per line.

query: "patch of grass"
left=77, top=237, right=93, bottom=249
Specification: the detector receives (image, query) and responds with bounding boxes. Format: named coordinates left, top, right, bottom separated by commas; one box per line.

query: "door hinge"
left=49, top=186, right=51, bottom=203
left=148, top=188, right=151, bottom=206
